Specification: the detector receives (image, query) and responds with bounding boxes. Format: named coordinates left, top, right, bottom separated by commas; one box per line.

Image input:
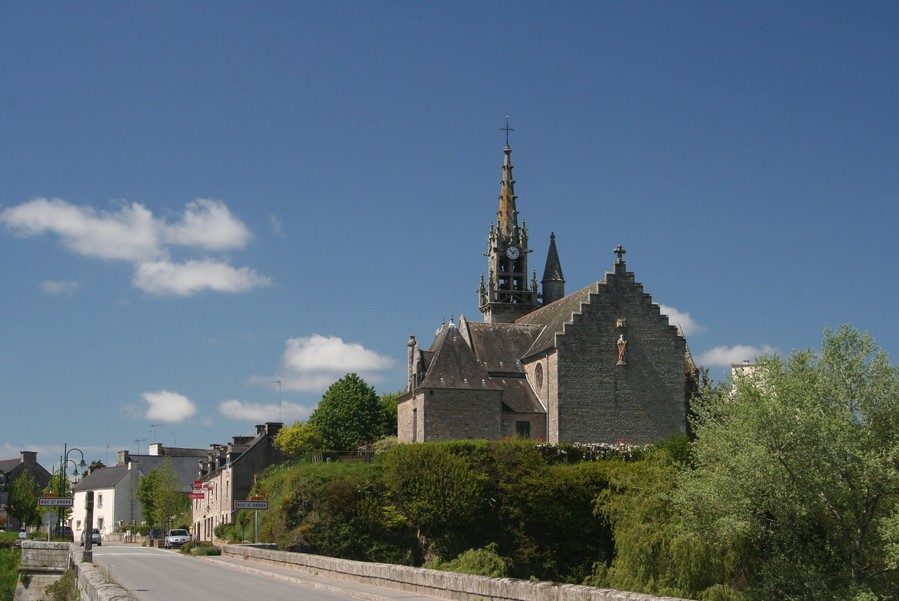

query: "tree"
left=6, top=469, right=40, bottom=529
left=380, top=391, right=401, bottom=437
left=273, top=420, right=324, bottom=459
left=309, top=373, right=387, bottom=451
left=381, top=443, right=487, bottom=564
left=678, top=326, right=899, bottom=599
left=152, top=458, right=189, bottom=532
left=136, top=469, right=161, bottom=528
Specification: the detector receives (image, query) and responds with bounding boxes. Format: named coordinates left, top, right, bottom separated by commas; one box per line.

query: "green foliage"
left=0, top=547, right=19, bottom=601
left=380, top=443, right=487, bottom=563
left=258, top=461, right=415, bottom=564
left=41, top=568, right=78, bottom=601
left=139, top=459, right=189, bottom=531
left=190, top=544, right=222, bottom=556
left=431, top=543, right=512, bottom=577
left=308, top=373, right=388, bottom=451
left=136, top=469, right=160, bottom=527
left=678, top=325, right=899, bottom=600
left=6, top=469, right=40, bottom=528
left=273, top=420, right=323, bottom=459
left=379, top=391, right=401, bottom=437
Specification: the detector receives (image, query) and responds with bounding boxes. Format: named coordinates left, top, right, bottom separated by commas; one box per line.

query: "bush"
left=432, top=543, right=512, bottom=577
left=191, top=545, right=222, bottom=556
left=41, top=569, right=78, bottom=601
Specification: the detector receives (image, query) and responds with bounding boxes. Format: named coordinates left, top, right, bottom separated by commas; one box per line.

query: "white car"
left=163, top=528, right=191, bottom=549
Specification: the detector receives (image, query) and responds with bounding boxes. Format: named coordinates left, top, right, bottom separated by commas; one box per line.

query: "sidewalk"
left=201, top=552, right=445, bottom=601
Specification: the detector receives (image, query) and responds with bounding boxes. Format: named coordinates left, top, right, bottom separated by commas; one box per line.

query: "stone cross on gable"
left=614, top=244, right=627, bottom=262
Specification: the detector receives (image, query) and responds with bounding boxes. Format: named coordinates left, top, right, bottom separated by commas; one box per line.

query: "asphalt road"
left=89, top=542, right=441, bottom=601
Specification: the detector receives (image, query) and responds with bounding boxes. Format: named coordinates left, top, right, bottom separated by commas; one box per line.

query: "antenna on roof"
left=134, top=438, right=147, bottom=456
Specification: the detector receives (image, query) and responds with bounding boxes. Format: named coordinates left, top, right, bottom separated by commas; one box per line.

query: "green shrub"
left=432, top=543, right=512, bottom=577
left=41, top=568, right=78, bottom=601
left=190, top=545, right=222, bottom=556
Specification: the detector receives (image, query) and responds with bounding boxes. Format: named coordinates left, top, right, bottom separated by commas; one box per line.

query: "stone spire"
left=541, top=232, right=565, bottom=305
left=496, top=143, right=518, bottom=240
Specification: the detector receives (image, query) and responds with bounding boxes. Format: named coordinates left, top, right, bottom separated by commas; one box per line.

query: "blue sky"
left=2, top=2, right=897, bottom=470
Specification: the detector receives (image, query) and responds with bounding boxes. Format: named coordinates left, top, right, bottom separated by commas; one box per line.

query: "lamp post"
left=57, top=443, right=87, bottom=538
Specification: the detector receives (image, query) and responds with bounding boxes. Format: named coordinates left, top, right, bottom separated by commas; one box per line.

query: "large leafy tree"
left=6, top=469, right=40, bottom=528
left=136, top=468, right=161, bottom=527
left=273, top=420, right=324, bottom=459
left=309, top=373, right=387, bottom=451
left=678, top=326, right=899, bottom=599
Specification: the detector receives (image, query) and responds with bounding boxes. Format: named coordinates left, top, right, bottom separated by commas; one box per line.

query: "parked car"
left=147, top=528, right=163, bottom=540
left=164, top=528, right=191, bottom=549
left=80, top=528, right=101, bottom=546
left=60, top=526, right=74, bottom=541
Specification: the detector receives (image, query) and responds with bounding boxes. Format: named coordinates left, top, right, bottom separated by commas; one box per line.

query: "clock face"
left=506, top=246, right=520, bottom=260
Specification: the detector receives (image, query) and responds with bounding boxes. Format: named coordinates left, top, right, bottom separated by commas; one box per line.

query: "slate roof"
left=465, top=321, right=542, bottom=375
left=0, top=458, right=22, bottom=474
left=516, top=281, right=599, bottom=357
left=421, top=324, right=496, bottom=390
left=73, top=466, right=130, bottom=491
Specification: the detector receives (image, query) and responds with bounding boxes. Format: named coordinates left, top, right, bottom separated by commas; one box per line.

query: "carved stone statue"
left=617, top=334, right=628, bottom=365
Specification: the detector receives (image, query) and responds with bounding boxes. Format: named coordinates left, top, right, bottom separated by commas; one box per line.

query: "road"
left=90, top=543, right=441, bottom=601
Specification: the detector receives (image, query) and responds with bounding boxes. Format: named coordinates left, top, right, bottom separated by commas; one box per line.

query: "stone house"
left=191, top=422, right=284, bottom=543
left=0, top=451, right=52, bottom=530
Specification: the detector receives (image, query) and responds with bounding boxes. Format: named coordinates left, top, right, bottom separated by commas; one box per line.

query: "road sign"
left=42, top=512, right=58, bottom=526
left=194, top=480, right=204, bottom=489
left=234, top=500, right=268, bottom=510
left=39, top=496, right=74, bottom=507
left=188, top=492, right=205, bottom=500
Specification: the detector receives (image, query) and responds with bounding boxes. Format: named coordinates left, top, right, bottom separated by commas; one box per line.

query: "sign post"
left=234, top=499, right=269, bottom=543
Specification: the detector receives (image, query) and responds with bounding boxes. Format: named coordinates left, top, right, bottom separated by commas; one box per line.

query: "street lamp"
left=57, top=443, right=87, bottom=537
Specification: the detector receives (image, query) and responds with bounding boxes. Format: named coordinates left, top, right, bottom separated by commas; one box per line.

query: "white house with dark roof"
left=71, top=443, right=206, bottom=539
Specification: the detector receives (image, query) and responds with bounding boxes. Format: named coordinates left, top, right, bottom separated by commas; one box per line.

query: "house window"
left=516, top=421, right=531, bottom=438
left=97, top=517, right=104, bottom=530
left=76, top=520, right=81, bottom=530
left=97, top=494, right=103, bottom=508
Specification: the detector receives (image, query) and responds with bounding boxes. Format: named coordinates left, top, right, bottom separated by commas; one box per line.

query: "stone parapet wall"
left=76, top=561, right=138, bottom=601
left=223, top=544, right=692, bottom=601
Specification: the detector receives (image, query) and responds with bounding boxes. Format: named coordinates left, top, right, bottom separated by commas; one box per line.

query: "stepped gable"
left=420, top=323, right=496, bottom=390
left=516, top=283, right=596, bottom=357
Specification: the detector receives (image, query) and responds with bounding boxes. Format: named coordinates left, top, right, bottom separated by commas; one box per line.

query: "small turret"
left=541, top=232, right=565, bottom=305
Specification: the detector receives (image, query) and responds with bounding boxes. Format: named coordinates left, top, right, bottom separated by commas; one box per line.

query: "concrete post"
left=83, top=490, right=94, bottom=562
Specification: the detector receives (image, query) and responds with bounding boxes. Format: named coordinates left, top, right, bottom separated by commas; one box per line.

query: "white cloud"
left=269, top=214, right=286, bottom=238
left=0, top=197, right=270, bottom=297
left=268, top=334, right=395, bottom=392
left=41, top=279, right=80, bottom=295
left=0, top=197, right=160, bottom=261
left=163, top=199, right=251, bottom=250
left=142, top=390, right=197, bottom=423
left=133, top=258, right=271, bottom=296
left=219, top=399, right=310, bottom=422
left=659, top=305, right=705, bottom=336
left=696, top=344, right=779, bottom=367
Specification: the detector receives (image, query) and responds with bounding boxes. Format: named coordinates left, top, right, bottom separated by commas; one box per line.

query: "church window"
left=516, top=421, right=531, bottom=438
left=412, top=408, right=418, bottom=442
left=535, top=363, right=544, bottom=389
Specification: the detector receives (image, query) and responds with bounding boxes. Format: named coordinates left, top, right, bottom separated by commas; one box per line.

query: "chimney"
left=117, top=450, right=130, bottom=466
left=149, top=443, right=163, bottom=456
left=20, top=451, right=37, bottom=464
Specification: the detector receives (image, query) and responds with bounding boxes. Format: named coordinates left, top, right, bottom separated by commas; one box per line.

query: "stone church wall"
left=399, top=389, right=503, bottom=442
left=554, top=271, right=687, bottom=444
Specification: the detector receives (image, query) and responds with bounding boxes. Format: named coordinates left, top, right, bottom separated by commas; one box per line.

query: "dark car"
left=80, top=528, right=101, bottom=546
left=60, top=526, right=74, bottom=541
left=147, top=528, right=163, bottom=540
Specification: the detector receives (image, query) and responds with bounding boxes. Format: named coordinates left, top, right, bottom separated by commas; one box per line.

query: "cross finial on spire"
left=501, top=114, right=514, bottom=145
left=614, top=244, right=627, bottom=262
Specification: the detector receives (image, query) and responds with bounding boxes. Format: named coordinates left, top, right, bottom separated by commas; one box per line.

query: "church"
left=397, top=137, right=697, bottom=445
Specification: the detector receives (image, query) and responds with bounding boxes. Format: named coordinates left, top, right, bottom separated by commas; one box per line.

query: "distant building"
left=398, top=140, right=697, bottom=445
left=0, top=451, right=52, bottom=530
left=71, top=443, right=206, bottom=539
left=192, top=422, right=284, bottom=543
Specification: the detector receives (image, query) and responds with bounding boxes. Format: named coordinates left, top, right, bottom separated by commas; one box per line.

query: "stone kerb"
left=223, top=544, right=693, bottom=601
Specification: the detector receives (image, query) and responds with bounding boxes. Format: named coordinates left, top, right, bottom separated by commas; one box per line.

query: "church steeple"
left=479, top=120, right=539, bottom=323
left=541, top=232, right=565, bottom=306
